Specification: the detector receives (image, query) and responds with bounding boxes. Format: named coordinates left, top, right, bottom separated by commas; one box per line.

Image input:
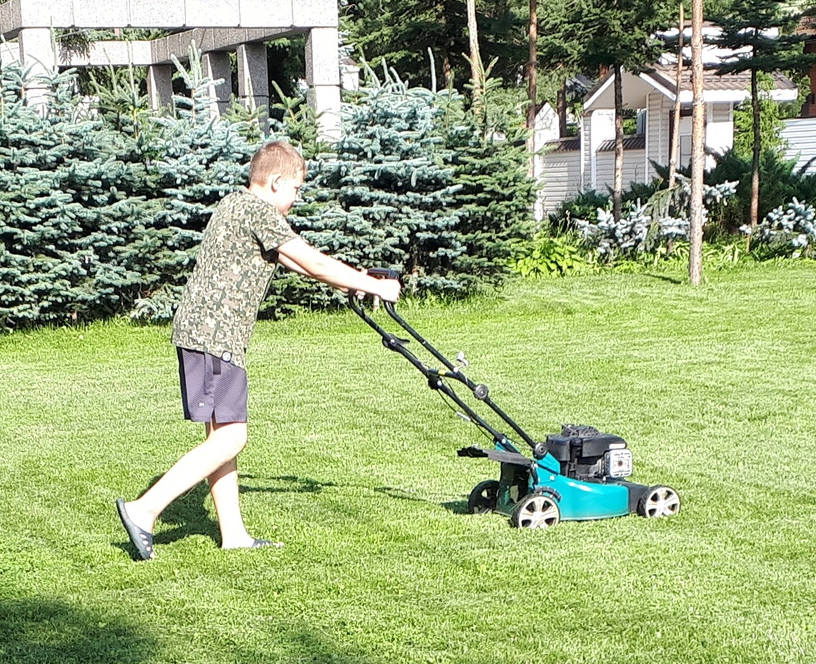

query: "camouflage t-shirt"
left=171, top=187, right=298, bottom=369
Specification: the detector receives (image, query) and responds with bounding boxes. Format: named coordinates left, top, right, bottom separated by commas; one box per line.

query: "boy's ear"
left=263, top=174, right=280, bottom=191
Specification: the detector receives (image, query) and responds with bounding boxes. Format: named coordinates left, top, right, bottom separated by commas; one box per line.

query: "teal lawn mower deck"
left=350, top=270, right=681, bottom=530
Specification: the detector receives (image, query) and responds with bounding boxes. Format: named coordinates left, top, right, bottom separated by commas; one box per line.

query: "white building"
left=535, top=26, right=798, bottom=218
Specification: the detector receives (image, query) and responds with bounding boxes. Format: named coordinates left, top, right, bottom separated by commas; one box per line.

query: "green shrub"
left=547, top=189, right=610, bottom=234
left=510, top=233, right=590, bottom=278
left=751, top=197, right=816, bottom=259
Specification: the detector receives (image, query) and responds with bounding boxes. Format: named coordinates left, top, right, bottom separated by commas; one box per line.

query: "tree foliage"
left=273, top=65, right=535, bottom=313
left=342, top=0, right=529, bottom=91
left=0, top=52, right=535, bottom=329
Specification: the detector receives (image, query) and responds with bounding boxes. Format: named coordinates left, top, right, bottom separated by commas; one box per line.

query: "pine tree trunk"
left=613, top=63, right=624, bottom=226
left=749, top=65, right=761, bottom=251
left=526, top=0, right=537, bottom=132
left=467, top=0, right=482, bottom=116
left=557, top=79, right=567, bottom=137
left=689, top=0, right=705, bottom=286
left=526, top=0, right=538, bottom=173
left=668, top=3, right=684, bottom=189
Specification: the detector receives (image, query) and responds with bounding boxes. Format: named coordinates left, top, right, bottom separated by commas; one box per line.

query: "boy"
left=116, top=140, right=400, bottom=560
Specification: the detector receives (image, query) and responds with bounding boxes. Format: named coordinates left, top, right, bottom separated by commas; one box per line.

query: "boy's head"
left=249, top=141, right=306, bottom=216
left=249, top=141, right=306, bottom=187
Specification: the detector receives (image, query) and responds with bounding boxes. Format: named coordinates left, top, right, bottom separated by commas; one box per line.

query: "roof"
left=544, top=137, right=581, bottom=152
left=597, top=136, right=646, bottom=152
left=584, top=62, right=797, bottom=110
left=648, top=61, right=796, bottom=95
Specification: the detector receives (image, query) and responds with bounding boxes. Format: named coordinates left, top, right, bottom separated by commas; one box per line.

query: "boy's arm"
left=276, top=237, right=401, bottom=302
left=276, top=252, right=311, bottom=277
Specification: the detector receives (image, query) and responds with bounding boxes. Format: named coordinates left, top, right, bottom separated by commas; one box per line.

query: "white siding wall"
left=647, top=92, right=668, bottom=170
left=594, top=150, right=648, bottom=192
left=538, top=150, right=583, bottom=216
left=782, top=118, right=816, bottom=173
left=705, top=102, right=733, bottom=163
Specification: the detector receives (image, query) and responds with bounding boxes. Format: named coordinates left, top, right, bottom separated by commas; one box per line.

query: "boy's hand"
left=375, top=278, right=401, bottom=303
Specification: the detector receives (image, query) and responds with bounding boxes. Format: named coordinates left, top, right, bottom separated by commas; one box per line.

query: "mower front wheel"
left=637, top=485, right=681, bottom=518
left=467, top=480, right=500, bottom=514
left=510, top=493, right=561, bottom=529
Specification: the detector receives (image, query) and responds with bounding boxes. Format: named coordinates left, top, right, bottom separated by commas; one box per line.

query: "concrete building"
left=0, top=0, right=342, bottom=139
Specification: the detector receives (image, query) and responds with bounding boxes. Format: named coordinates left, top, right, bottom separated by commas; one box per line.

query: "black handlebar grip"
left=367, top=267, right=400, bottom=280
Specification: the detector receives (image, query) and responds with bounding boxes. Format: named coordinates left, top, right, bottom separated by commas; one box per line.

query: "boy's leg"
left=122, top=420, right=248, bottom=535
left=206, top=421, right=255, bottom=549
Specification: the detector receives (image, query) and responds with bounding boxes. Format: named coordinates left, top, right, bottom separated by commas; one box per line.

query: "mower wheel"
left=467, top=480, right=500, bottom=514
left=510, top=493, right=561, bottom=529
left=637, top=485, right=681, bottom=518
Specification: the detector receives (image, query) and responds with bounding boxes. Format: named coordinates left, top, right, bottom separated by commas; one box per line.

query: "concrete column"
left=147, top=64, right=174, bottom=112
left=18, top=28, right=56, bottom=114
left=202, top=51, right=232, bottom=117
left=305, top=28, right=341, bottom=141
left=0, top=41, right=20, bottom=67
left=236, top=43, right=269, bottom=118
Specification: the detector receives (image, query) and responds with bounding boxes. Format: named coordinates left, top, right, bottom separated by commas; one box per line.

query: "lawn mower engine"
left=539, top=424, right=633, bottom=481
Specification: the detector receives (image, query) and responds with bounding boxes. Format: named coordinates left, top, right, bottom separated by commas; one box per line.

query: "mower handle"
left=348, top=274, right=539, bottom=451
left=366, top=267, right=400, bottom=281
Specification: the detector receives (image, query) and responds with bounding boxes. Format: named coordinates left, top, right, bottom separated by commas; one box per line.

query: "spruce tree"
left=288, top=67, right=462, bottom=303
left=275, top=66, right=535, bottom=306
left=0, top=62, right=154, bottom=328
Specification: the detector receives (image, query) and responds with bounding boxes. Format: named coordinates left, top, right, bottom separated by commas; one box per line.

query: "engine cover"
left=545, top=424, right=630, bottom=480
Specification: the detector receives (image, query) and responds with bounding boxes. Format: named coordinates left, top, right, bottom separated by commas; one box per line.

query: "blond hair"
left=249, top=141, right=306, bottom=186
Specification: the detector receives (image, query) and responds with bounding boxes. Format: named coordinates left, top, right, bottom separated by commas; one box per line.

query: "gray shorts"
left=176, top=348, right=248, bottom=423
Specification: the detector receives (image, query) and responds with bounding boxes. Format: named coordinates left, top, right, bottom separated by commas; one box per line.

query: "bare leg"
left=124, top=420, right=248, bottom=535
left=208, top=453, right=254, bottom=548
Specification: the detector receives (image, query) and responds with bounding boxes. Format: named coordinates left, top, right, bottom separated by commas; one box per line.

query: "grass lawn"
left=1, top=262, right=815, bottom=664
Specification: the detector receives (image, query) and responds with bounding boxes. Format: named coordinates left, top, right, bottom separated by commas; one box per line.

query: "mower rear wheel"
left=510, top=493, right=561, bottom=529
left=637, top=485, right=681, bottom=518
left=467, top=480, right=500, bottom=514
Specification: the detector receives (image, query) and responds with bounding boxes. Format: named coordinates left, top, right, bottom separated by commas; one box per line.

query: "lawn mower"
left=349, top=269, right=681, bottom=529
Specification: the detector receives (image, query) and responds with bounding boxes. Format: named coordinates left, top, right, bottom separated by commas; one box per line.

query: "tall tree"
left=708, top=0, right=815, bottom=246
left=689, top=0, right=705, bottom=285
left=526, top=0, right=538, bottom=133
left=538, top=0, right=583, bottom=137
left=542, top=0, right=674, bottom=222
left=467, top=0, right=484, bottom=114
left=342, top=0, right=527, bottom=90
left=667, top=3, right=685, bottom=189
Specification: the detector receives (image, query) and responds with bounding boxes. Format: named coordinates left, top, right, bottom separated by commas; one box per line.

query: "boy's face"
left=271, top=172, right=304, bottom=215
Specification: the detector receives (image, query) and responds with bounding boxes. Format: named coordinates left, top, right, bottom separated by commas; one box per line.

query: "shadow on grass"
left=644, top=272, right=684, bottom=285
left=239, top=474, right=337, bottom=494
left=236, top=627, right=380, bottom=664
left=374, top=486, right=470, bottom=514
left=243, top=476, right=473, bottom=517
left=0, top=598, right=154, bottom=664
left=119, top=475, right=343, bottom=555
left=142, top=477, right=221, bottom=547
